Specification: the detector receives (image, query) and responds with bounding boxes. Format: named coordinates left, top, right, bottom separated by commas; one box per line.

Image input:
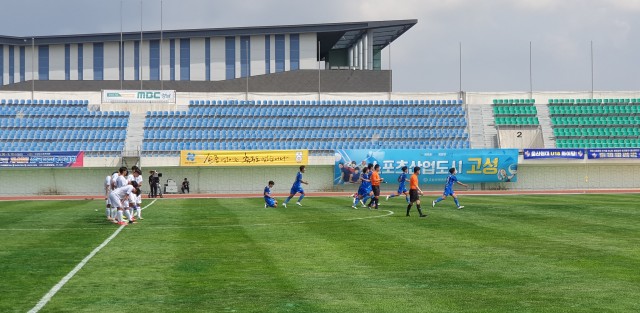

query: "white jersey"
left=127, top=174, right=135, bottom=183
left=116, top=175, right=128, bottom=188
left=111, top=172, right=119, bottom=189
left=104, top=176, right=112, bottom=188
left=111, top=185, right=136, bottom=199
left=135, top=175, right=143, bottom=187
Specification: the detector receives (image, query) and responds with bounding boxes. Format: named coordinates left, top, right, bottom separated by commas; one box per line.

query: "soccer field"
left=1, top=195, right=639, bottom=312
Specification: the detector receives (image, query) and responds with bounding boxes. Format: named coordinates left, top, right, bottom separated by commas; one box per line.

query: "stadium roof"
left=0, top=19, right=417, bottom=55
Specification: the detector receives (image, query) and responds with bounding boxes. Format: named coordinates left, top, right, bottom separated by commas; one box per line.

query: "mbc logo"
left=137, top=91, right=162, bottom=99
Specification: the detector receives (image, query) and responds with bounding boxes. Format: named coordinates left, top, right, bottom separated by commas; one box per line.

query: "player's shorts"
left=372, top=185, right=381, bottom=196
left=108, top=192, right=123, bottom=209
left=290, top=186, right=305, bottom=195
left=265, top=198, right=277, bottom=207
left=409, top=189, right=420, bottom=203
left=443, top=188, right=455, bottom=197
left=397, top=185, right=408, bottom=194
left=104, top=186, right=111, bottom=198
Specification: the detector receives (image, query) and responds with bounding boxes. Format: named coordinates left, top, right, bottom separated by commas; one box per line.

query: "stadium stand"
left=142, top=99, right=470, bottom=155
left=0, top=99, right=128, bottom=156
left=492, top=99, right=539, bottom=126
left=549, top=98, right=640, bottom=148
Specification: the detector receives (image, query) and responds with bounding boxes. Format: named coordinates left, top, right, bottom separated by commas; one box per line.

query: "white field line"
left=27, top=199, right=157, bottom=313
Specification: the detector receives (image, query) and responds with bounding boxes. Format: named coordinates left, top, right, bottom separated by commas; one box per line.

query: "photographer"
left=149, top=170, right=160, bottom=198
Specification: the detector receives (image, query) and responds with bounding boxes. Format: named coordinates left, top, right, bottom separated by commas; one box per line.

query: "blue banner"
left=524, top=149, right=585, bottom=159
left=586, top=149, right=640, bottom=159
left=0, top=151, right=84, bottom=168
left=334, top=149, right=519, bottom=185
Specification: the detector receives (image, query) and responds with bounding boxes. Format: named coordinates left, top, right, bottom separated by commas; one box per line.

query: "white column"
left=251, top=35, right=265, bottom=76
left=190, top=38, right=205, bottom=81
left=103, top=42, right=119, bottom=80
left=49, top=44, right=65, bottom=80
left=140, top=40, right=149, bottom=81
left=2, top=46, right=7, bottom=84
left=299, top=33, right=316, bottom=70
left=211, top=37, right=225, bottom=81
left=70, top=44, right=78, bottom=80
left=367, top=30, right=374, bottom=70
left=173, top=40, right=181, bottom=80
left=161, top=40, right=170, bottom=81
left=124, top=41, right=135, bottom=80
left=235, top=36, right=242, bottom=78
left=270, top=35, right=276, bottom=73
left=284, top=34, right=290, bottom=71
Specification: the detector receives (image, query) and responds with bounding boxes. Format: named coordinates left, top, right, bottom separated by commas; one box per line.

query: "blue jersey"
left=361, top=172, right=372, bottom=189
left=397, top=173, right=408, bottom=193
left=292, top=172, right=303, bottom=188
left=443, top=174, right=458, bottom=195
left=263, top=186, right=272, bottom=200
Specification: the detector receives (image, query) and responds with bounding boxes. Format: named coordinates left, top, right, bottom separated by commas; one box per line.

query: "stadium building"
left=0, top=20, right=639, bottom=196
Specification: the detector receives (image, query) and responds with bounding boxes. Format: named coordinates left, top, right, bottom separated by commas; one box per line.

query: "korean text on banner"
left=180, top=150, right=308, bottom=167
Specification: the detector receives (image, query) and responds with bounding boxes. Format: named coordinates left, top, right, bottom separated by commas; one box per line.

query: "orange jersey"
left=410, top=173, right=419, bottom=189
left=371, top=171, right=381, bottom=186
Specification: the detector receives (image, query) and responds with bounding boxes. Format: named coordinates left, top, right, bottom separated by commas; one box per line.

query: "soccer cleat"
left=351, top=205, right=358, bottom=209
left=264, top=204, right=267, bottom=208
left=385, top=195, right=390, bottom=201
left=128, top=220, right=136, bottom=224
left=406, top=214, right=410, bottom=217
left=457, top=206, right=464, bottom=209
left=117, top=221, right=127, bottom=226
left=138, top=217, right=144, bottom=220
left=432, top=200, right=436, bottom=208
left=283, top=203, right=287, bottom=208
left=296, top=202, right=302, bottom=206
left=419, top=214, right=427, bottom=218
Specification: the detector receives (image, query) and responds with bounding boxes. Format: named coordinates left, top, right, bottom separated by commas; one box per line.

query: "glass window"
left=205, top=38, right=210, bottom=81
left=240, top=36, right=250, bottom=78
left=169, top=39, right=175, bottom=81
left=275, top=34, right=285, bottom=72
left=149, top=40, right=160, bottom=80
left=290, top=34, right=299, bottom=70
left=9, top=46, right=14, bottom=84
left=77, top=44, right=83, bottom=80
left=38, top=45, right=49, bottom=81
left=92, top=43, right=103, bottom=80
left=134, top=41, right=140, bottom=80
left=225, top=36, right=235, bottom=79
left=264, top=35, right=270, bottom=74
left=180, top=38, right=190, bottom=80
left=65, top=44, right=70, bottom=80
left=0, top=45, right=3, bottom=85
left=20, top=46, right=25, bottom=82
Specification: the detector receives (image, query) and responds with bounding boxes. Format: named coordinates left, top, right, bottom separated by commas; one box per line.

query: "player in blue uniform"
left=351, top=167, right=372, bottom=209
left=385, top=166, right=410, bottom=203
left=264, top=181, right=278, bottom=208
left=283, top=166, right=308, bottom=207
left=433, top=167, right=468, bottom=209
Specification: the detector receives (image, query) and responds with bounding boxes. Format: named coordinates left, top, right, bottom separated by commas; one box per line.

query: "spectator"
left=181, top=178, right=190, bottom=194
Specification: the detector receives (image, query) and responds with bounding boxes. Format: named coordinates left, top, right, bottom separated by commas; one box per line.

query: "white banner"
left=102, top=90, right=176, bottom=103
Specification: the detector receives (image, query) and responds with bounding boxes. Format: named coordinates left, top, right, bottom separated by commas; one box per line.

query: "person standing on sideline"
left=181, top=178, right=190, bottom=194
left=264, top=181, right=278, bottom=208
left=386, top=166, right=410, bottom=203
left=369, top=164, right=384, bottom=209
left=433, top=168, right=468, bottom=209
left=407, top=166, right=427, bottom=217
left=283, top=166, right=308, bottom=207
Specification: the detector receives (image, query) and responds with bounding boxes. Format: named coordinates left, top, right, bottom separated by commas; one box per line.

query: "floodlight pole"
left=140, top=0, right=143, bottom=90
left=245, top=38, right=249, bottom=101
left=31, top=38, right=35, bottom=103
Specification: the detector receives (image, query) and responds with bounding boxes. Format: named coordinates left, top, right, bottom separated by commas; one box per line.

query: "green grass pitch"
left=1, top=194, right=639, bottom=312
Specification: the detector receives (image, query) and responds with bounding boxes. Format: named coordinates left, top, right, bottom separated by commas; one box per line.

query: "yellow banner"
left=180, top=150, right=308, bottom=167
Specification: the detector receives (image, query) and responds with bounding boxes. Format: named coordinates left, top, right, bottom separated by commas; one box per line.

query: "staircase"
left=122, top=113, right=145, bottom=168
left=467, top=103, right=498, bottom=148
left=534, top=102, right=556, bottom=148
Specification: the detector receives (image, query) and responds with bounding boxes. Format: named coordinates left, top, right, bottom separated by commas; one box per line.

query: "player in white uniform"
left=108, top=182, right=139, bottom=225
left=104, top=174, right=114, bottom=220
left=132, top=169, right=144, bottom=220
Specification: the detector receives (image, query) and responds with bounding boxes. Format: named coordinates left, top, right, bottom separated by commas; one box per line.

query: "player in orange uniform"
left=369, top=164, right=384, bottom=209
left=407, top=166, right=427, bottom=217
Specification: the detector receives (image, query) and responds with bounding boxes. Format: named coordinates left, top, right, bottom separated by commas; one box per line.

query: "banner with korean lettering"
left=102, top=90, right=176, bottom=103
left=524, top=149, right=585, bottom=159
left=334, top=149, right=519, bottom=185
left=586, top=148, right=640, bottom=159
left=180, top=150, right=308, bottom=167
left=0, top=151, right=84, bottom=168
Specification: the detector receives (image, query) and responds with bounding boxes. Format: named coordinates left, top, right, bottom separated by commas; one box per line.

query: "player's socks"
left=405, top=196, right=410, bottom=203
left=406, top=204, right=412, bottom=216
left=454, top=198, right=460, bottom=207
left=352, top=197, right=358, bottom=207
left=284, top=196, right=293, bottom=204
left=124, top=209, right=133, bottom=222
left=111, top=208, right=118, bottom=219
left=417, top=205, right=426, bottom=217
left=297, top=194, right=305, bottom=202
left=116, top=210, right=123, bottom=223
left=106, top=208, right=111, bottom=218
left=435, top=197, right=444, bottom=203
left=388, top=194, right=396, bottom=199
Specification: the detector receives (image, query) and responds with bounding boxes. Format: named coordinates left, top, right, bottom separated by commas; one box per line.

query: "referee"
left=407, top=166, right=427, bottom=217
left=369, top=164, right=384, bottom=209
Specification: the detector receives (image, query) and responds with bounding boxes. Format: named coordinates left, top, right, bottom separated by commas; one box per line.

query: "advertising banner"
left=524, top=149, right=585, bottom=159
left=180, top=150, right=308, bottom=167
left=586, top=148, right=640, bottom=159
left=102, top=90, right=176, bottom=103
left=0, top=151, right=84, bottom=168
left=334, top=149, right=519, bottom=185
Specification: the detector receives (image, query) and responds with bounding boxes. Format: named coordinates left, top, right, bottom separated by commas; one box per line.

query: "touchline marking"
left=27, top=199, right=157, bottom=313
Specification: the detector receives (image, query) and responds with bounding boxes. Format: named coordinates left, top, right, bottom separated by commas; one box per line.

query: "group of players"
left=263, top=164, right=469, bottom=218
left=104, top=166, right=144, bottom=226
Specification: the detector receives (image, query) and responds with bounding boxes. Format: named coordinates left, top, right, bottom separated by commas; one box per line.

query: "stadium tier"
left=549, top=98, right=640, bottom=148
left=492, top=98, right=540, bottom=126
left=0, top=99, right=128, bottom=155
left=142, top=99, right=470, bottom=155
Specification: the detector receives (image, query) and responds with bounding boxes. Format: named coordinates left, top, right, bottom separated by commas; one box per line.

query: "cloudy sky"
left=2, top=0, right=639, bottom=92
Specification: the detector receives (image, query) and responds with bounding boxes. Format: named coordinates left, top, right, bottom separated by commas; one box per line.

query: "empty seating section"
left=143, top=99, right=470, bottom=155
left=549, top=98, right=640, bottom=148
left=0, top=99, right=128, bottom=155
left=492, top=99, right=539, bottom=126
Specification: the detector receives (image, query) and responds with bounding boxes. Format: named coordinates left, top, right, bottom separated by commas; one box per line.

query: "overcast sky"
left=2, top=0, right=640, bottom=92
